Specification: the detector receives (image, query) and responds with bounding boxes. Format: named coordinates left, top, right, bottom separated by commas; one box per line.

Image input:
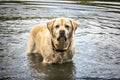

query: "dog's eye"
left=65, top=25, right=69, bottom=29
left=55, top=25, right=59, bottom=28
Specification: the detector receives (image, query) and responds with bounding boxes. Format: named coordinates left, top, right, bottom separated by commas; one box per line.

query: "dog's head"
left=47, top=17, right=78, bottom=42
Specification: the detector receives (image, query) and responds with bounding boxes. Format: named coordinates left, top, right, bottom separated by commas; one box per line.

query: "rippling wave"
left=0, top=0, right=120, bottom=80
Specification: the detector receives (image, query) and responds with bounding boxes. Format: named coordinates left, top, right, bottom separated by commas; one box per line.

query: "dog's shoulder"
left=30, top=24, right=47, bottom=37
left=32, top=24, right=47, bottom=31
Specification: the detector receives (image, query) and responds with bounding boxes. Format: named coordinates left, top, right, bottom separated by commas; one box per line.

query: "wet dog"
left=27, top=17, right=78, bottom=64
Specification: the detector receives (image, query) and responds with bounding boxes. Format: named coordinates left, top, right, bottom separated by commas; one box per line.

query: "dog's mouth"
left=57, top=36, right=67, bottom=41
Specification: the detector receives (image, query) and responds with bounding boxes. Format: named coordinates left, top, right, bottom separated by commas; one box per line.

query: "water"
left=0, top=0, right=120, bottom=80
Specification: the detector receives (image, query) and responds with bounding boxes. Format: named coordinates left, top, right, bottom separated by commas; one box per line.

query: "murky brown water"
left=0, top=0, right=120, bottom=80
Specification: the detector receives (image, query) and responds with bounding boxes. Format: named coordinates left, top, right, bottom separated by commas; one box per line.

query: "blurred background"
left=0, top=0, right=120, bottom=80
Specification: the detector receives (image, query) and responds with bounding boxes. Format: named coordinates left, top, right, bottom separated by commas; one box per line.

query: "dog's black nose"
left=57, top=30, right=67, bottom=41
left=60, top=30, right=65, bottom=36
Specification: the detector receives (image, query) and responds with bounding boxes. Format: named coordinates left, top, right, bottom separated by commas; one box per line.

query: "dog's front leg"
left=26, top=35, right=35, bottom=54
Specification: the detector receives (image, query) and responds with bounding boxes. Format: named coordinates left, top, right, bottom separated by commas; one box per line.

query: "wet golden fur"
left=27, top=17, right=78, bottom=64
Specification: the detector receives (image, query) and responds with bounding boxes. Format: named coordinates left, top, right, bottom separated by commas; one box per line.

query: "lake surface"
left=0, top=0, right=120, bottom=80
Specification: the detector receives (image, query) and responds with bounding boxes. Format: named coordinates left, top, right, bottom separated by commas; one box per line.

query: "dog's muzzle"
left=57, top=30, right=67, bottom=41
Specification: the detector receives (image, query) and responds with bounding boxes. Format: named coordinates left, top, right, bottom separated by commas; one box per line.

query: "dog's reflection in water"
left=27, top=54, right=76, bottom=80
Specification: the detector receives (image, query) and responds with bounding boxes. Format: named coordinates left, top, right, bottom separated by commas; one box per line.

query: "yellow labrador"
left=27, top=17, right=78, bottom=64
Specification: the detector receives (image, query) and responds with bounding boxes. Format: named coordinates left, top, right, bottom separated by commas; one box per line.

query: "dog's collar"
left=51, top=40, right=71, bottom=52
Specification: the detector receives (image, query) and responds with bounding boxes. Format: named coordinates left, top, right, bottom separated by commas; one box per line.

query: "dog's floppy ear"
left=70, top=19, right=78, bottom=32
left=47, top=19, right=55, bottom=33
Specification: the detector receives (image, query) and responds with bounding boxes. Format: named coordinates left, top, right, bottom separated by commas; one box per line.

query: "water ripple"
left=0, top=0, right=120, bottom=80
